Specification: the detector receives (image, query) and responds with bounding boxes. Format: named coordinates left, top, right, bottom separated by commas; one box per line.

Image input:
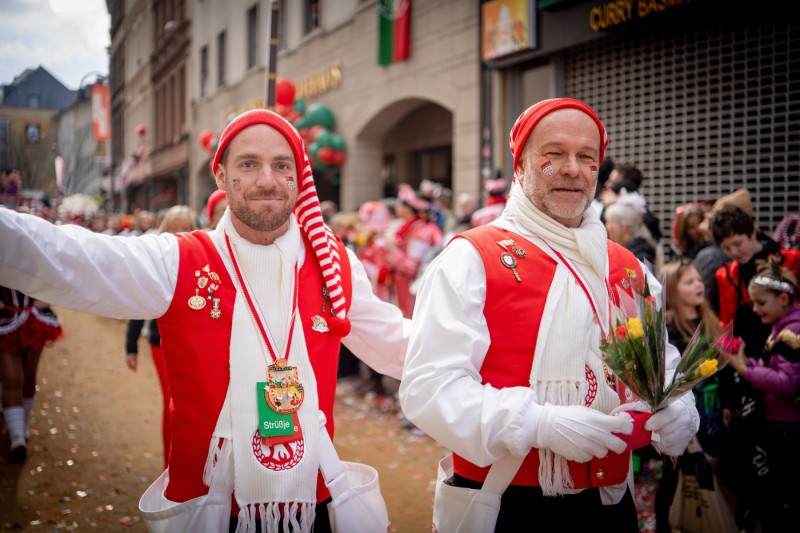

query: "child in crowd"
left=722, top=256, right=800, bottom=532
left=656, top=260, right=726, bottom=533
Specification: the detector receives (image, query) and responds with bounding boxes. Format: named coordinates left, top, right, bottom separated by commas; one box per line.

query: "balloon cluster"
left=197, top=77, right=347, bottom=172
left=275, top=77, right=347, bottom=171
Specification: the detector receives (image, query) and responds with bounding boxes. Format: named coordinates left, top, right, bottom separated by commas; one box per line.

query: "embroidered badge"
left=621, top=277, right=631, bottom=290
left=252, top=430, right=304, bottom=471
left=624, top=267, right=637, bottom=281
left=585, top=364, right=598, bottom=406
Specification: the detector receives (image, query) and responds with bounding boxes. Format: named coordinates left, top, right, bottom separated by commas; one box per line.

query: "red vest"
left=453, top=225, right=643, bottom=488
left=716, top=248, right=800, bottom=326
left=156, top=230, right=352, bottom=503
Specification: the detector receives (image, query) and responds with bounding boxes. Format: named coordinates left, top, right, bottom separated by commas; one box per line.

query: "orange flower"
left=615, top=325, right=628, bottom=340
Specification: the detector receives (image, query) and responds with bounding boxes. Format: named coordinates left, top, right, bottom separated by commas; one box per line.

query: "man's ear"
left=214, top=164, right=226, bottom=190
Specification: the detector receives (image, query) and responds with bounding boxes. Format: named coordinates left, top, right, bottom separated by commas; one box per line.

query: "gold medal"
left=188, top=289, right=207, bottom=310
left=210, top=298, right=221, bottom=319
left=265, top=359, right=304, bottom=413
left=500, top=252, right=521, bottom=282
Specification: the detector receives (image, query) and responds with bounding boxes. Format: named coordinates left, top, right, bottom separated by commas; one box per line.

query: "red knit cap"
left=211, top=109, right=351, bottom=336
left=508, top=98, right=608, bottom=179
left=206, top=189, right=227, bottom=222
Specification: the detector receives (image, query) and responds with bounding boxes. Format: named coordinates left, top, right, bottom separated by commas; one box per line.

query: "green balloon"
left=293, top=98, right=306, bottom=115
left=330, top=134, right=346, bottom=151
left=305, top=103, right=335, bottom=130
left=295, top=117, right=309, bottom=130
left=315, top=129, right=334, bottom=148
left=308, top=142, right=321, bottom=162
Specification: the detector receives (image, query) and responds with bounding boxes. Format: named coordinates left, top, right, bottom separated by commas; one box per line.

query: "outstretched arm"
left=0, top=210, right=177, bottom=319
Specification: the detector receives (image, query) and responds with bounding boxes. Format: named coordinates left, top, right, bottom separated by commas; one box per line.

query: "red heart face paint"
left=541, top=161, right=554, bottom=176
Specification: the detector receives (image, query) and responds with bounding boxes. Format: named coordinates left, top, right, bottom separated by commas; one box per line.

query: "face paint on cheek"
left=591, top=165, right=598, bottom=180
left=286, top=178, right=295, bottom=191
left=541, top=161, right=554, bottom=176
left=232, top=178, right=241, bottom=191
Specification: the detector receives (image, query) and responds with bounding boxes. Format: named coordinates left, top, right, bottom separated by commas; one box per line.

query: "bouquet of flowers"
left=600, top=272, right=733, bottom=413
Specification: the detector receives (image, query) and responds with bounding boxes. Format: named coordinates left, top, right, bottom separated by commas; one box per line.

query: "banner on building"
left=377, top=0, right=411, bottom=65
left=481, top=0, right=537, bottom=61
left=91, top=83, right=111, bottom=142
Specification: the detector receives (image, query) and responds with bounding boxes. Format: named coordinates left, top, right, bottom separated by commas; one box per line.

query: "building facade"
left=109, top=0, right=192, bottom=213
left=56, top=82, right=112, bottom=198
left=190, top=0, right=481, bottom=213
left=0, top=66, right=77, bottom=198
left=114, top=0, right=797, bottom=241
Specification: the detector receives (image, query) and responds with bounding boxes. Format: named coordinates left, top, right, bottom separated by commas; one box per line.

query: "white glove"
left=528, top=403, right=632, bottom=463
left=645, top=396, right=699, bottom=456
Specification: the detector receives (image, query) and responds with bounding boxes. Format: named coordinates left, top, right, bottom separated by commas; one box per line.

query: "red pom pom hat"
left=211, top=109, right=350, bottom=336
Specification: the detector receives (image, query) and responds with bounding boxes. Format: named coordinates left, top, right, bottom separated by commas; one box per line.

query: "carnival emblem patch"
left=252, top=430, right=304, bottom=471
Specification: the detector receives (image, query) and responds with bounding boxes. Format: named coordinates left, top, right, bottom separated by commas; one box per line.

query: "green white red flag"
left=377, top=0, right=411, bottom=65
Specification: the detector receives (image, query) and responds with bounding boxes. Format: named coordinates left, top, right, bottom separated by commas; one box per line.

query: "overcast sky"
left=0, top=0, right=111, bottom=90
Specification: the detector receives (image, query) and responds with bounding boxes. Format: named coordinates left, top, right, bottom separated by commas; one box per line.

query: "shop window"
left=304, top=0, right=320, bottom=34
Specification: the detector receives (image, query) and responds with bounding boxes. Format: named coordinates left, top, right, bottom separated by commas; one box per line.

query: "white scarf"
left=204, top=213, right=319, bottom=532
left=503, top=185, right=620, bottom=495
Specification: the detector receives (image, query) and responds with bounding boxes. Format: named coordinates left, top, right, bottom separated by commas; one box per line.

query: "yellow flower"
left=699, top=359, right=718, bottom=377
left=626, top=318, right=644, bottom=339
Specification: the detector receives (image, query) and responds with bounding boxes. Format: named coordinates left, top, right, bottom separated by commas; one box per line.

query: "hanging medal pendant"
left=188, top=289, right=207, bottom=310
left=265, top=358, right=304, bottom=413
left=500, top=252, right=522, bottom=282
left=210, top=298, right=221, bottom=319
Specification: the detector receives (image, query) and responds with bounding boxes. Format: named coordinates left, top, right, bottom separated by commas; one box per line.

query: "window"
left=247, top=5, right=258, bottom=69
left=0, top=120, right=9, bottom=145
left=217, top=30, right=226, bottom=87
left=200, top=45, right=209, bottom=96
left=304, top=0, right=319, bottom=34
left=25, top=123, right=41, bottom=144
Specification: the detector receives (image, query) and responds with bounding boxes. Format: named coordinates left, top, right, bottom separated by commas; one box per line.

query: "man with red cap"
left=205, top=188, right=228, bottom=230
left=0, top=109, right=410, bottom=532
left=400, top=98, right=699, bottom=530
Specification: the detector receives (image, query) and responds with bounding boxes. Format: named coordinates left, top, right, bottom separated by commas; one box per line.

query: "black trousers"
left=229, top=499, right=331, bottom=533
left=450, top=474, right=640, bottom=532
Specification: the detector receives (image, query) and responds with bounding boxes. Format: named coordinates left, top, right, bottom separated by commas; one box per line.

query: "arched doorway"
left=346, top=98, right=454, bottom=208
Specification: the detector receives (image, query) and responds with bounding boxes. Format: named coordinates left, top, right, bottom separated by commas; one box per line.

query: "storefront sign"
left=482, top=0, right=537, bottom=61
left=296, top=62, right=342, bottom=100
left=589, top=0, right=694, bottom=32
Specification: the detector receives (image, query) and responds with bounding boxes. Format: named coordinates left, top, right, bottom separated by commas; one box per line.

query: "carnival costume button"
left=595, top=469, right=605, bottom=480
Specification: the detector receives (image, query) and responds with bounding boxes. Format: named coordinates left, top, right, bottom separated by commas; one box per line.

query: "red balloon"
left=308, top=125, right=326, bottom=141
left=199, top=129, right=215, bottom=150
left=332, top=151, right=346, bottom=166
left=275, top=77, right=295, bottom=106
left=275, top=103, right=292, bottom=117
left=135, top=124, right=146, bottom=137
left=318, top=147, right=336, bottom=164
left=286, top=110, right=302, bottom=124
